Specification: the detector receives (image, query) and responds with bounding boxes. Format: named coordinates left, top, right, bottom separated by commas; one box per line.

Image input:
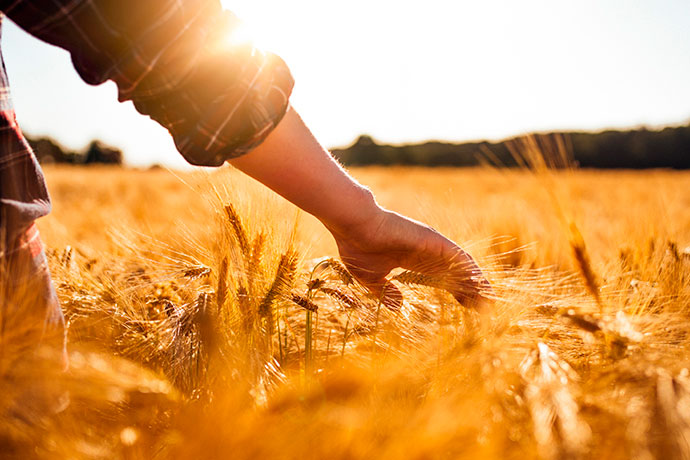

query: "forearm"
left=228, top=107, right=381, bottom=233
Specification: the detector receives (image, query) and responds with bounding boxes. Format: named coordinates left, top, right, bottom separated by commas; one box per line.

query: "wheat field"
left=2, top=161, right=690, bottom=459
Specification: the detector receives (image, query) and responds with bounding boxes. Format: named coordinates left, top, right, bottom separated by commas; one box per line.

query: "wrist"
left=320, top=185, right=384, bottom=239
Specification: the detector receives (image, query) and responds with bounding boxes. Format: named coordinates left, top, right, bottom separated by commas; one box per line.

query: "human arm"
left=2, top=0, right=490, bottom=306
left=230, top=107, right=491, bottom=308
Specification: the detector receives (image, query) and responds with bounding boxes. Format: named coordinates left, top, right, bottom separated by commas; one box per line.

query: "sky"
left=2, top=0, right=689, bottom=168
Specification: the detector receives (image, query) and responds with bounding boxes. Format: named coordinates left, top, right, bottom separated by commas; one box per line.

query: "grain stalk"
left=224, top=204, right=250, bottom=259
left=520, top=342, right=591, bottom=460
left=256, top=250, right=297, bottom=357
left=370, top=284, right=387, bottom=353
left=301, top=262, right=336, bottom=375
left=655, top=369, right=690, bottom=459
left=393, top=270, right=448, bottom=290
left=216, top=257, right=228, bottom=315
left=247, top=231, right=266, bottom=281
left=320, top=286, right=363, bottom=309
left=305, top=309, right=313, bottom=374
left=193, top=292, right=216, bottom=392
left=325, top=328, right=333, bottom=365
left=341, top=312, right=352, bottom=359
left=311, top=257, right=354, bottom=285
left=291, top=293, right=319, bottom=374
left=510, top=135, right=605, bottom=313
left=183, top=265, right=211, bottom=280
left=276, top=315, right=284, bottom=364
left=568, top=222, right=604, bottom=313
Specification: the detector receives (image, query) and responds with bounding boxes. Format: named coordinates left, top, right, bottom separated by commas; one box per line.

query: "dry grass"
left=1, top=154, right=689, bottom=459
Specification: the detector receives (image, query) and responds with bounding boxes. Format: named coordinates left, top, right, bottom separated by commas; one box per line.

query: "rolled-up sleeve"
left=0, top=0, right=294, bottom=166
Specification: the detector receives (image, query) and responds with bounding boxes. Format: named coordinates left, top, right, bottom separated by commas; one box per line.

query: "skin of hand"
left=326, top=209, right=492, bottom=310
left=229, top=106, right=491, bottom=309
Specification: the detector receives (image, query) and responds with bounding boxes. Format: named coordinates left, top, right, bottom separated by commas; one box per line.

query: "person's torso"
left=0, top=13, right=52, bottom=245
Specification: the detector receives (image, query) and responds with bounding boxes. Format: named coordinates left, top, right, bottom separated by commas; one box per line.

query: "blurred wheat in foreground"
left=1, top=138, right=690, bottom=459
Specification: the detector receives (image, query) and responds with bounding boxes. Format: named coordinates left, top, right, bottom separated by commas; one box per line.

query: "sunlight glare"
left=220, top=9, right=284, bottom=57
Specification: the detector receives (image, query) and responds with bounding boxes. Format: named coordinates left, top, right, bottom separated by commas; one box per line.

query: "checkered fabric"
left=1, top=0, right=293, bottom=167
left=0, top=14, right=52, bottom=245
left=0, top=0, right=294, bottom=240
left=0, top=222, right=66, bottom=363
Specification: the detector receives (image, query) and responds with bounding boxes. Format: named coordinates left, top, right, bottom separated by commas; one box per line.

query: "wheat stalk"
left=257, top=250, right=298, bottom=348
left=224, top=204, right=250, bottom=258
left=655, top=369, right=690, bottom=459
left=248, top=231, right=266, bottom=278
left=312, top=257, right=354, bottom=285
left=258, top=250, right=298, bottom=318
left=183, top=265, right=211, bottom=280
left=216, top=257, right=228, bottom=314
left=393, top=270, right=448, bottom=290
left=289, top=294, right=318, bottom=313
left=568, top=222, right=604, bottom=312
left=320, top=287, right=363, bottom=309
left=520, top=342, right=591, bottom=460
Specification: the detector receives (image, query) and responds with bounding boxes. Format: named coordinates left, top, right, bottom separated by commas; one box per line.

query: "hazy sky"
left=2, top=0, right=689, bottom=168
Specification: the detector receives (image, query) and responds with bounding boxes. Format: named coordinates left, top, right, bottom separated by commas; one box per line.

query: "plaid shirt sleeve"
left=0, top=0, right=294, bottom=166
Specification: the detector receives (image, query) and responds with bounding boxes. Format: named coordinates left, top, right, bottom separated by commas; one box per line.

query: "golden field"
left=2, top=163, right=690, bottom=459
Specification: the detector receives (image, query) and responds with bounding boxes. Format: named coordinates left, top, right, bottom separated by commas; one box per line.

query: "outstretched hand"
left=228, top=107, right=491, bottom=309
left=327, top=207, right=492, bottom=310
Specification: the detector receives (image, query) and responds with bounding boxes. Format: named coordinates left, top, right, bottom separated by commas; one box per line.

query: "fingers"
left=448, top=249, right=492, bottom=305
left=447, top=252, right=493, bottom=310
left=341, top=263, right=403, bottom=311
left=452, top=278, right=493, bottom=312
left=381, top=283, right=403, bottom=311
left=400, top=234, right=493, bottom=310
left=332, top=211, right=492, bottom=312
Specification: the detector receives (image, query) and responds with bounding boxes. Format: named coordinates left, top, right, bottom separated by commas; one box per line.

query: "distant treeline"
left=28, top=135, right=123, bottom=165
left=331, top=124, right=690, bottom=169
left=27, top=123, right=690, bottom=169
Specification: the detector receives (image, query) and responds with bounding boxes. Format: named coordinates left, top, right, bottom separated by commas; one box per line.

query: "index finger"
left=397, top=238, right=493, bottom=310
